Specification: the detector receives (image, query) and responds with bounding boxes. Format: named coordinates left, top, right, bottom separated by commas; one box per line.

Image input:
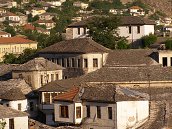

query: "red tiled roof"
left=130, top=6, right=143, bottom=10
left=54, top=87, right=79, bottom=102
left=23, top=24, right=35, bottom=31
left=0, top=37, right=37, bottom=44
left=6, top=11, right=17, bottom=16
left=0, top=31, right=10, bottom=35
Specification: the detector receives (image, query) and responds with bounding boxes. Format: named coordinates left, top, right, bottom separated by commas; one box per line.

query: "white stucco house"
left=53, top=85, right=149, bottom=129
left=39, top=38, right=110, bottom=79
left=65, top=16, right=155, bottom=45
left=0, top=105, right=28, bottom=129
left=0, top=79, right=38, bottom=118
left=129, top=6, right=145, bottom=16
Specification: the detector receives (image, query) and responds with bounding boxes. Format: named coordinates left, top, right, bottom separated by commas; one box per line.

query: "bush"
left=142, top=34, right=157, bottom=48
left=165, top=39, right=172, bottom=50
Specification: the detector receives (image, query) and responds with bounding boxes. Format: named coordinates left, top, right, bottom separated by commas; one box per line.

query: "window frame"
left=60, top=105, right=69, bottom=118
left=76, top=106, right=81, bottom=119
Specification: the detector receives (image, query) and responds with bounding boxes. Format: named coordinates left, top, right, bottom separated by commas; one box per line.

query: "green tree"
left=3, top=53, right=17, bottom=64
left=5, top=26, right=16, bottom=36
left=0, top=120, right=6, bottom=129
left=88, top=16, right=128, bottom=49
left=141, top=34, right=157, bottom=48
left=165, top=39, right=172, bottom=50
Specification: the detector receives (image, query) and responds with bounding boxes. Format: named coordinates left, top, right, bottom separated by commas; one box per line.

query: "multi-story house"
left=0, top=31, right=11, bottom=37
left=0, top=79, right=38, bottom=118
left=65, top=16, right=155, bottom=47
left=0, top=37, right=37, bottom=62
left=12, top=57, right=64, bottom=89
left=0, top=105, right=28, bottom=129
left=129, top=6, right=145, bottom=16
left=30, top=8, right=46, bottom=17
left=34, top=20, right=55, bottom=30
left=54, top=85, right=149, bottom=129
left=39, top=38, right=110, bottom=78
left=39, top=12, right=57, bottom=21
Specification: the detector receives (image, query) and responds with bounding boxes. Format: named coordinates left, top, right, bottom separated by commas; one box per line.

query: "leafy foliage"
left=165, top=39, right=172, bottom=50
left=88, top=16, right=128, bottom=49
left=141, top=34, right=157, bottom=48
left=5, top=26, right=16, bottom=36
left=3, top=48, right=38, bottom=64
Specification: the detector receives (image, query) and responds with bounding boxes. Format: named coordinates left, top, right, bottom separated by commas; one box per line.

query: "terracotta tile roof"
left=54, top=87, right=80, bottom=102
left=130, top=6, right=143, bottom=10
left=23, top=24, right=35, bottom=30
left=54, top=84, right=149, bottom=103
left=39, top=38, right=110, bottom=54
left=6, top=11, right=17, bottom=16
left=0, top=37, right=37, bottom=44
left=0, top=105, right=28, bottom=119
left=0, top=31, right=10, bottom=35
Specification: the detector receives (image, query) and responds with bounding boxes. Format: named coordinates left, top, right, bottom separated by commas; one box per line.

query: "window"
left=62, top=58, right=65, bottom=67
left=30, top=102, right=34, bottom=111
left=97, top=106, right=101, bottom=118
left=56, top=74, right=59, bottom=80
left=137, top=26, right=140, bottom=34
left=51, top=93, right=58, bottom=102
left=9, top=118, right=14, bottom=129
left=129, top=26, right=132, bottom=34
left=171, top=57, right=172, bottom=66
left=84, top=59, right=88, bottom=68
left=44, top=93, right=50, bottom=104
left=78, top=28, right=80, bottom=35
left=108, top=107, right=112, bottom=119
left=56, top=58, right=59, bottom=64
left=67, top=58, right=70, bottom=67
left=93, top=58, right=98, bottom=67
left=41, top=75, right=44, bottom=84
left=86, top=105, right=90, bottom=118
left=84, top=27, right=87, bottom=34
left=71, top=58, right=75, bottom=67
left=51, top=74, right=54, bottom=81
left=76, top=106, right=81, bottom=118
left=46, top=74, right=49, bottom=83
left=60, top=106, right=69, bottom=118
left=77, top=59, right=81, bottom=67
left=162, top=57, right=167, bottom=67
left=18, top=103, right=21, bottom=111
left=19, top=74, right=23, bottom=78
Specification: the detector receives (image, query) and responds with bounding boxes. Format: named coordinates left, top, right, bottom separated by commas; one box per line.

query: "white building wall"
left=1, top=116, right=28, bottom=129
left=2, top=99, right=28, bottom=112
left=54, top=102, right=75, bottom=123
left=158, top=50, right=172, bottom=67
left=143, top=25, right=154, bottom=35
left=117, top=101, right=149, bottom=129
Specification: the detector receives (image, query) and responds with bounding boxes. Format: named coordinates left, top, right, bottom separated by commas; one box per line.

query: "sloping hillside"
left=141, top=0, right=172, bottom=16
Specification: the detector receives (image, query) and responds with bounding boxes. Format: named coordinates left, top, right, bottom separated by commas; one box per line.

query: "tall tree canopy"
left=88, top=16, right=128, bottom=49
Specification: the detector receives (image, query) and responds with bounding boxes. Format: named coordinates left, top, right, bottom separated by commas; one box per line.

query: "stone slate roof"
left=39, top=38, right=110, bottom=54
left=0, top=88, right=26, bottom=101
left=68, top=16, right=155, bottom=27
left=0, top=79, right=32, bottom=100
left=38, top=65, right=172, bottom=92
left=0, top=105, right=28, bottom=119
left=14, top=57, right=63, bottom=71
left=54, top=84, right=149, bottom=103
left=0, top=64, right=19, bottom=80
left=105, top=49, right=159, bottom=67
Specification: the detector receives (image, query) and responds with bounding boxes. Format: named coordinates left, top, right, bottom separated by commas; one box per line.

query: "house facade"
left=0, top=105, right=28, bottom=129
left=65, top=16, right=155, bottom=46
left=0, top=37, right=37, bottom=62
left=54, top=85, right=149, bottom=129
left=39, top=38, right=110, bottom=78
left=0, top=31, right=11, bottom=37
left=12, top=57, right=63, bottom=89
